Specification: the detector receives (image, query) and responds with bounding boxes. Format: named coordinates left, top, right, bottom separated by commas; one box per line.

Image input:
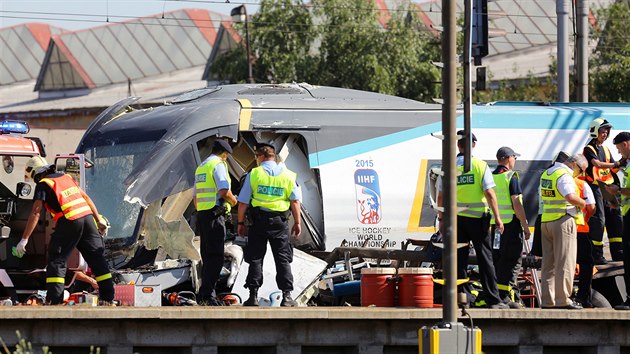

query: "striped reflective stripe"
left=64, top=206, right=91, bottom=219
left=592, top=240, right=604, bottom=246
left=46, top=277, right=65, bottom=284
left=609, top=237, right=623, bottom=243
left=95, top=273, right=112, bottom=282
left=60, top=198, right=86, bottom=211
left=543, top=200, right=569, bottom=205
left=545, top=208, right=571, bottom=213
left=195, top=197, right=215, bottom=203
left=497, top=284, right=511, bottom=291
left=196, top=188, right=217, bottom=193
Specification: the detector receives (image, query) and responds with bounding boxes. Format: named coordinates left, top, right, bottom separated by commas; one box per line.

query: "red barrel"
left=398, top=267, right=434, bottom=308
left=361, top=268, right=396, bottom=307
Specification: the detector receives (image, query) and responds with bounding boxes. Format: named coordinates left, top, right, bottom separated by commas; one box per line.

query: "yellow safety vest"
left=491, top=170, right=516, bottom=224
left=195, top=158, right=230, bottom=211
left=621, top=167, right=629, bottom=216
left=457, top=157, right=489, bottom=218
left=250, top=166, right=296, bottom=212
left=540, top=167, right=584, bottom=225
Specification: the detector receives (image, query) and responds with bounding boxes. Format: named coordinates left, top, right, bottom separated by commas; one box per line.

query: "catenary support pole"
left=442, top=0, right=458, bottom=324
left=576, top=0, right=589, bottom=102
left=557, top=0, right=570, bottom=102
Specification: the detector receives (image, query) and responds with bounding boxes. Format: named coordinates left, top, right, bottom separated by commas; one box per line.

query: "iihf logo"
left=354, top=169, right=381, bottom=224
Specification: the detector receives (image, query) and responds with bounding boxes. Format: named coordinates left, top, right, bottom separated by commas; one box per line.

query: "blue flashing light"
left=0, top=120, right=30, bottom=134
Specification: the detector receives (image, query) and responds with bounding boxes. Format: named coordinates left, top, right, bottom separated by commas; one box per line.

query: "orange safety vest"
left=40, top=174, right=92, bottom=221
left=584, top=145, right=617, bottom=185
left=575, top=178, right=591, bottom=233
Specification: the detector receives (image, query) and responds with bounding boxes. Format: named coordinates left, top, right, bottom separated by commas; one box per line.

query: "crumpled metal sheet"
left=142, top=189, right=200, bottom=261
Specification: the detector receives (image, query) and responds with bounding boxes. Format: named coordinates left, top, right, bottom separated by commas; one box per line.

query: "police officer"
left=437, top=131, right=508, bottom=309
left=15, top=156, right=114, bottom=305
left=491, top=147, right=531, bottom=307
left=237, top=143, right=302, bottom=307
left=583, top=118, right=624, bottom=263
left=608, top=132, right=630, bottom=310
left=194, top=139, right=238, bottom=306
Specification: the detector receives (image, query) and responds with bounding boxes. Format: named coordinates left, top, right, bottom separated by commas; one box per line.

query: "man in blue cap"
left=194, top=139, right=238, bottom=305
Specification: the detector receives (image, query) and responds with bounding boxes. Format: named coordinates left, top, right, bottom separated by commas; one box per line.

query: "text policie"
left=346, top=227, right=394, bottom=247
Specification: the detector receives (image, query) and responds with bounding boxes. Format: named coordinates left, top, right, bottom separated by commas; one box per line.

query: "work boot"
left=280, top=291, right=297, bottom=307
left=243, top=288, right=259, bottom=307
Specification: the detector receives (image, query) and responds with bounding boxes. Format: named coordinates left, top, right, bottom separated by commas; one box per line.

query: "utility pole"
left=420, top=1, right=482, bottom=351
left=557, top=0, right=570, bottom=102
left=441, top=0, right=458, bottom=326
left=576, top=0, right=589, bottom=102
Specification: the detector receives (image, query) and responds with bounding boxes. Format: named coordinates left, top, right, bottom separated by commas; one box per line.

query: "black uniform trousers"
left=457, top=214, right=502, bottom=306
left=197, top=210, right=226, bottom=301
left=245, top=211, right=294, bottom=292
left=588, top=184, right=607, bottom=261
left=576, top=231, right=594, bottom=303
left=605, top=205, right=624, bottom=261
left=47, top=215, right=114, bottom=304
left=491, top=217, right=524, bottom=302
left=623, top=212, right=630, bottom=299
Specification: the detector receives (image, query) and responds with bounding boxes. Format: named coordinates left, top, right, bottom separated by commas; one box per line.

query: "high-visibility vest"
left=540, top=168, right=584, bottom=225
left=195, top=158, right=230, bottom=211
left=622, top=167, right=630, bottom=217
left=491, top=170, right=517, bottom=224
left=250, top=166, right=296, bottom=212
left=40, top=174, right=92, bottom=221
left=585, top=145, right=615, bottom=185
left=456, top=157, right=489, bottom=218
left=575, top=178, right=590, bottom=233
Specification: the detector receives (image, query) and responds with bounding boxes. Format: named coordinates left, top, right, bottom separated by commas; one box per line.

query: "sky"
left=0, top=0, right=261, bottom=30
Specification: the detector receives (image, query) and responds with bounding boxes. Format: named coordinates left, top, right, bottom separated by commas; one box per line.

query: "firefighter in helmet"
left=15, top=156, right=114, bottom=305
left=583, top=118, right=624, bottom=264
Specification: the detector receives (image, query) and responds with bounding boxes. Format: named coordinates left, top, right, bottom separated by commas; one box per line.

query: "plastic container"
left=360, top=268, right=396, bottom=307
left=398, top=267, right=434, bottom=308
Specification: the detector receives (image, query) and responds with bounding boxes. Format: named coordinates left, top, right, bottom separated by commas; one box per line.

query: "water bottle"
left=493, top=229, right=501, bottom=250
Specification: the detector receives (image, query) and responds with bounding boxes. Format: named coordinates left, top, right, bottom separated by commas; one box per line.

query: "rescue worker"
left=607, top=132, right=630, bottom=310
left=574, top=175, right=596, bottom=308
left=583, top=118, right=624, bottom=263
left=539, top=153, right=587, bottom=309
left=194, top=139, right=238, bottom=306
left=15, top=156, right=114, bottom=305
left=237, top=143, right=302, bottom=307
left=437, top=131, right=508, bottom=309
left=491, top=147, right=531, bottom=308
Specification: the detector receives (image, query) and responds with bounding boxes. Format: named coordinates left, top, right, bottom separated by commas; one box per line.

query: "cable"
left=461, top=306, right=475, bottom=354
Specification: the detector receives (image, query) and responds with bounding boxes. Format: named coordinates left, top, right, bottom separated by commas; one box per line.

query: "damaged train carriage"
left=76, top=83, right=630, bottom=298
left=75, top=84, right=443, bottom=292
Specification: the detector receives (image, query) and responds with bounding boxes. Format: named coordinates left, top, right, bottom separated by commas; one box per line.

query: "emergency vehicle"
left=0, top=120, right=49, bottom=300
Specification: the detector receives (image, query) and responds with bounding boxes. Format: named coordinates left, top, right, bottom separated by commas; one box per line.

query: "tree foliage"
left=211, top=0, right=440, bottom=101
left=590, top=2, right=630, bottom=102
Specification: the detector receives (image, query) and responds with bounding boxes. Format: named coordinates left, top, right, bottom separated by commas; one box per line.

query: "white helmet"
left=24, top=156, right=48, bottom=182
left=589, top=118, right=613, bottom=138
